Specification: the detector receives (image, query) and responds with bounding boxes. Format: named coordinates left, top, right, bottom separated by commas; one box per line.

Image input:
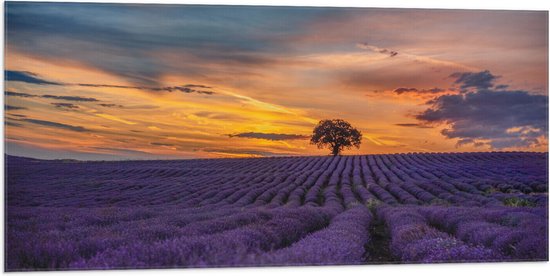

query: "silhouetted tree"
left=310, top=119, right=362, bottom=156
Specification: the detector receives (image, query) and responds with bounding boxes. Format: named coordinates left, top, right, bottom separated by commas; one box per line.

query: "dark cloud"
left=78, top=83, right=215, bottom=95
left=6, top=91, right=35, bottom=97
left=394, top=123, right=433, bottom=128
left=5, top=105, right=27, bottom=111
left=358, top=42, right=398, bottom=57
left=450, top=70, right=497, bottom=91
left=76, top=84, right=135, bottom=89
left=97, top=103, right=159, bottom=110
left=393, top=87, right=418, bottom=93
left=416, top=89, right=548, bottom=149
left=148, top=85, right=215, bottom=95
left=182, top=84, right=212, bottom=89
left=5, top=70, right=62, bottom=85
left=495, top=84, right=509, bottom=90
left=393, top=87, right=445, bottom=95
left=393, top=87, right=418, bottom=94
left=6, top=90, right=99, bottom=102
left=150, top=142, right=175, bottom=147
left=6, top=121, right=23, bottom=127
left=22, top=118, right=89, bottom=132
left=51, top=102, right=79, bottom=109
left=423, top=88, right=445, bottom=93
left=41, top=94, right=99, bottom=102
left=98, top=103, right=124, bottom=108
left=228, top=132, right=310, bottom=141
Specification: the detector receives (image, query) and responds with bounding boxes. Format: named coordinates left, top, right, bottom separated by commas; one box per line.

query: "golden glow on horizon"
left=5, top=47, right=548, bottom=159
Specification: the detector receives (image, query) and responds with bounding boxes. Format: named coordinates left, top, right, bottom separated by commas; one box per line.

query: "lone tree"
left=310, top=119, right=362, bottom=156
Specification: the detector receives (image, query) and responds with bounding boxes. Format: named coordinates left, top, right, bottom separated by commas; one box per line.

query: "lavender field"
left=5, top=152, right=549, bottom=270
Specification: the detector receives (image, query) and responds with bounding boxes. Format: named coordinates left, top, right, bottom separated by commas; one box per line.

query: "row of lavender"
left=7, top=153, right=547, bottom=209
left=7, top=203, right=546, bottom=269
left=7, top=202, right=372, bottom=268
left=379, top=206, right=547, bottom=262
left=5, top=152, right=548, bottom=270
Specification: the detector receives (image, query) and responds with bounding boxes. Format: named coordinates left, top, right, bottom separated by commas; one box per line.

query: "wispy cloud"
left=393, top=87, right=445, bottom=95
left=357, top=42, right=477, bottom=71
left=5, top=105, right=27, bottom=111
left=77, top=83, right=216, bottom=95
left=95, top=114, right=137, bottom=125
left=6, top=91, right=35, bottom=98
left=98, top=103, right=124, bottom=108
left=22, top=118, right=89, bottom=132
left=42, top=94, right=98, bottom=102
left=194, top=111, right=247, bottom=121
left=6, top=90, right=99, bottom=102
left=51, top=102, right=79, bottom=109
left=356, top=42, right=398, bottom=57
left=9, top=114, right=27, bottom=118
left=394, top=123, right=433, bottom=128
left=98, top=103, right=159, bottom=109
left=6, top=69, right=216, bottom=95
left=150, top=142, right=175, bottom=147
left=228, top=132, right=310, bottom=141
left=5, top=70, right=62, bottom=85
left=5, top=121, right=23, bottom=127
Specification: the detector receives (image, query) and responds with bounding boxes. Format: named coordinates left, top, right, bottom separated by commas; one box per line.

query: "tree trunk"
left=331, top=146, right=340, bottom=156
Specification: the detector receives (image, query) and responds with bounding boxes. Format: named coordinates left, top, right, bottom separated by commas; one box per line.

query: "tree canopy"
left=310, top=119, right=362, bottom=156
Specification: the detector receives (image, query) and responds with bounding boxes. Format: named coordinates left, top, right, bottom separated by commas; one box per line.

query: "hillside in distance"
left=5, top=152, right=549, bottom=270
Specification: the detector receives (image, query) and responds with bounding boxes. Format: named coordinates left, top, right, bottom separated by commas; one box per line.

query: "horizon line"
left=5, top=151, right=548, bottom=163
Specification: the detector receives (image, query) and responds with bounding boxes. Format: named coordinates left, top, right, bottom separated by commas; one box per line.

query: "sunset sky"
left=4, top=2, right=549, bottom=160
